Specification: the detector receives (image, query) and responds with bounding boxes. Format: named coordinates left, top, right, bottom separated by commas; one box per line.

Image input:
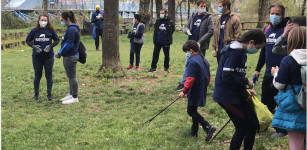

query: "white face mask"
left=39, top=21, right=47, bottom=28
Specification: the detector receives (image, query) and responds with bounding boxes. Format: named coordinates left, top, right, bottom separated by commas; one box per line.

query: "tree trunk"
left=256, top=0, right=268, bottom=29
left=168, top=0, right=176, bottom=23
left=187, top=0, right=190, bottom=19
left=139, top=0, right=151, bottom=30
left=156, top=0, right=163, bottom=20
left=43, top=0, right=48, bottom=14
left=150, top=0, right=154, bottom=28
left=206, top=0, right=211, bottom=12
left=179, top=1, right=183, bottom=30
left=302, top=0, right=306, bottom=16
left=99, top=0, right=123, bottom=73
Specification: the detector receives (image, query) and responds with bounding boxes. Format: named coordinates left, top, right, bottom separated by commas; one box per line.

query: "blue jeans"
left=32, top=57, right=54, bottom=93
left=130, top=42, right=142, bottom=66
left=181, top=49, right=206, bottom=84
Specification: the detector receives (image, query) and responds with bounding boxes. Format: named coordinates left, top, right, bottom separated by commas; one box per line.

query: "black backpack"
left=78, top=42, right=87, bottom=64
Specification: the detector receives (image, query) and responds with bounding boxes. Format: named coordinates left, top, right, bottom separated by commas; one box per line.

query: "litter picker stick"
left=144, top=97, right=181, bottom=125
left=210, top=119, right=231, bottom=143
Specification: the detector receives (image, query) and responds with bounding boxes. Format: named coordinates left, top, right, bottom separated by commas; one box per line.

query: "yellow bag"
left=242, top=90, right=274, bottom=131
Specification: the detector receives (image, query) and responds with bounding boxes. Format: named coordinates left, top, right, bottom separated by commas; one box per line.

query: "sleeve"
left=272, top=36, right=287, bottom=55
left=134, top=25, right=144, bottom=38
left=183, top=15, right=192, bottom=35
left=58, top=42, right=74, bottom=55
left=212, top=19, right=219, bottom=51
left=222, top=52, right=249, bottom=85
left=66, top=29, right=76, bottom=43
left=91, top=13, right=97, bottom=23
left=274, top=58, right=289, bottom=85
left=255, top=46, right=266, bottom=72
left=198, top=16, right=214, bottom=45
left=50, top=29, right=60, bottom=47
left=231, top=17, right=241, bottom=41
left=26, top=29, right=35, bottom=47
left=182, top=61, right=197, bottom=94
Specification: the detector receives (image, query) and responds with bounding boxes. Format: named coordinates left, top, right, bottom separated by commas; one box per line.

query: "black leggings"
left=187, top=105, right=210, bottom=133
left=218, top=103, right=257, bottom=150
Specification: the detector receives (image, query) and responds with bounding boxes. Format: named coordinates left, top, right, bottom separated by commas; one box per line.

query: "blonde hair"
left=287, top=26, right=306, bottom=54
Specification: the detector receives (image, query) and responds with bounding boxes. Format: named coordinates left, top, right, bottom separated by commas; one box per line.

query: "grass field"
left=1, top=30, right=290, bottom=149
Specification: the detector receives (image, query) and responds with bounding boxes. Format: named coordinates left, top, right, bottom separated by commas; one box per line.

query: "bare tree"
left=150, top=0, right=154, bottom=27
left=302, top=0, right=306, bottom=16
left=256, top=0, right=269, bottom=29
left=139, top=0, right=151, bottom=30
left=43, top=0, right=48, bottom=14
left=168, top=0, right=176, bottom=22
left=187, top=0, right=190, bottom=19
left=156, top=0, right=163, bottom=20
left=99, top=0, right=123, bottom=73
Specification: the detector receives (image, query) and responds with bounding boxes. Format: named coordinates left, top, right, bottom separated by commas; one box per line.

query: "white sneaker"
left=62, top=97, right=79, bottom=104
left=60, top=93, right=72, bottom=101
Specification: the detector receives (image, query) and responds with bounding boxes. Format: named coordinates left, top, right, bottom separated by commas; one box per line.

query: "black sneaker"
left=33, top=93, right=39, bottom=100
left=96, top=48, right=100, bottom=51
left=175, top=84, right=184, bottom=91
left=205, top=126, right=216, bottom=142
left=147, top=68, right=156, bottom=73
left=47, top=93, right=52, bottom=101
left=184, top=130, right=198, bottom=137
left=164, top=68, right=169, bottom=73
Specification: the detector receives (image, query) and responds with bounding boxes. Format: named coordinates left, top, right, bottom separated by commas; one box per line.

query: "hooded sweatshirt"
left=273, top=49, right=307, bottom=89
left=59, top=23, right=80, bottom=57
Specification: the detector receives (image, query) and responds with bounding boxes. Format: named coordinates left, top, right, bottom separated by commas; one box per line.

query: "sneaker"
left=60, top=93, right=72, bottom=101
left=147, top=68, right=156, bottom=73
left=164, top=68, right=170, bottom=73
left=175, top=84, right=184, bottom=91
left=33, top=93, right=39, bottom=100
left=205, top=126, right=216, bottom=142
left=47, top=93, right=52, bottom=101
left=136, top=66, right=140, bottom=71
left=96, top=48, right=100, bottom=51
left=271, top=132, right=287, bottom=138
left=184, top=130, right=198, bottom=137
left=62, top=97, right=79, bottom=104
left=127, top=64, right=133, bottom=70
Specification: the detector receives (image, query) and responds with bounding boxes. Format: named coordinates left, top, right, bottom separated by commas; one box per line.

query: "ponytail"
left=182, top=40, right=207, bottom=65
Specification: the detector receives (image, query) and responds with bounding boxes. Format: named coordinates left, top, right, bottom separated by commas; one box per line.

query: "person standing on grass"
left=213, top=29, right=266, bottom=150
left=26, top=14, right=60, bottom=101
left=91, top=5, right=104, bottom=51
left=127, top=14, right=145, bottom=71
left=253, top=3, right=291, bottom=138
left=179, top=40, right=216, bottom=141
left=271, top=26, right=306, bottom=150
left=55, top=11, right=80, bottom=105
left=175, top=0, right=214, bottom=91
left=212, top=0, right=241, bottom=64
left=147, top=8, right=175, bottom=73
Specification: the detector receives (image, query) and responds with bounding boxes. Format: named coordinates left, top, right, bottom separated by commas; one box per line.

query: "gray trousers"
left=63, top=55, right=79, bottom=98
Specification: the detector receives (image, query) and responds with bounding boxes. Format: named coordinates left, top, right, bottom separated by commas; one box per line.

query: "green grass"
left=1, top=30, right=289, bottom=150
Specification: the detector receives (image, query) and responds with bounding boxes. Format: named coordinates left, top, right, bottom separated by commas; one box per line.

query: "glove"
left=127, top=32, right=132, bottom=38
left=32, top=45, right=42, bottom=53
left=187, top=29, right=192, bottom=35
left=197, top=42, right=200, bottom=48
left=212, top=51, right=217, bottom=57
left=55, top=51, right=61, bottom=58
left=253, top=75, right=258, bottom=84
left=44, top=45, right=51, bottom=52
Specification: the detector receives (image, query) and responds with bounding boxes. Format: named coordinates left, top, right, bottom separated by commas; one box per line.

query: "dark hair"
left=160, top=8, right=168, bottom=14
left=182, top=40, right=207, bottom=65
left=61, top=11, right=80, bottom=31
left=34, top=14, right=54, bottom=32
left=293, top=16, right=306, bottom=26
left=196, top=0, right=206, bottom=6
left=270, top=3, right=285, bottom=17
left=237, top=29, right=266, bottom=45
left=134, top=14, right=141, bottom=22
left=219, top=0, right=231, bottom=10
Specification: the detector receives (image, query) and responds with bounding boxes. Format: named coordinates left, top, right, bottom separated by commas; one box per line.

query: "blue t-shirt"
left=189, top=13, right=203, bottom=42
left=130, top=23, right=144, bottom=43
left=155, top=20, right=168, bottom=45
left=60, top=24, right=80, bottom=57
left=26, top=28, right=59, bottom=60
left=91, top=11, right=104, bottom=27
left=218, top=14, right=227, bottom=51
left=275, top=56, right=302, bottom=85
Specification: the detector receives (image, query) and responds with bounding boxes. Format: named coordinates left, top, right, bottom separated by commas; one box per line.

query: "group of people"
left=26, top=0, right=306, bottom=149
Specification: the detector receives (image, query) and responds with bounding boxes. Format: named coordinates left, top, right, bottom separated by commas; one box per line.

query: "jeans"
left=63, top=55, right=79, bottom=98
left=32, top=57, right=54, bottom=94
left=95, top=28, right=103, bottom=49
left=130, top=42, right=142, bottom=66
left=150, top=43, right=170, bottom=69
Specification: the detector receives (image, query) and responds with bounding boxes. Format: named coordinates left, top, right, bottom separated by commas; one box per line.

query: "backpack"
left=78, top=42, right=87, bottom=64
left=290, top=66, right=306, bottom=110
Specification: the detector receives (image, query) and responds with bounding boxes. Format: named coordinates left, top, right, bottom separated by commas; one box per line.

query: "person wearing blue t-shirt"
left=213, top=29, right=266, bottom=150
left=127, top=14, right=145, bottom=71
left=253, top=3, right=290, bottom=138
left=91, top=5, right=104, bottom=51
left=55, top=11, right=80, bottom=105
left=26, top=14, right=60, bottom=101
left=179, top=40, right=216, bottom=141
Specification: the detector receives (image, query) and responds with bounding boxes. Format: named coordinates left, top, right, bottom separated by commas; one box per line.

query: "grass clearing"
left=1, top=30, right=289, bottom=149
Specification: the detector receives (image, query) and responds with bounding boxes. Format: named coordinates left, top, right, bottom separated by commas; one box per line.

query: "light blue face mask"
left=160, top=14, right=165, bottom=19
left=61, top=21, right=67, bottom=26
left=133, top=19, right=135, bottom=24
left=186, top=52, right=191, bottom=58
left=270, top=15, right=281, bottom=26
left=218, top=7, right=224, bottom=13
left=246, top=44, right=258, bottom=54
left=199, top=8, right=206, bottom=14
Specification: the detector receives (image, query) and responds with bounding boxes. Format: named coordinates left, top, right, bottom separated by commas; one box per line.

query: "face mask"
left=61, top=21, right=67, bottom=26
left=39, top=21, right=47, bottom=28
left=199, top=8, right=206, bottom=14
left=246, top=44, right=258, bottom=54
left=160, top=14, right=165, bottom=19
left=218, top=7, right=224, bottom=13
left=186, top=52, right=191, bottom=58
left=96, top=10, right=100, bottom=13
left=270, top=15, right=281, bottom=26
left=133, top=19, right=135, bottom=24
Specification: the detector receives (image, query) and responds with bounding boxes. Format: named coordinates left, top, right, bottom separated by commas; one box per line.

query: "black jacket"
left=153, top=17, right=175, bottom=45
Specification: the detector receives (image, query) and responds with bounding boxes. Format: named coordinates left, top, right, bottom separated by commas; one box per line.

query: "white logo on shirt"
left=220, top=21, right=225, bottom=30
left=39, top=34, right=46, bottom=38
left=266, top=33, right=277, bottom=43
left=62, top=33, right=65, bottom=40
left=194, top=19, right=201, bottom=27
left=35, top=34, right=50, bottom=42
left=133, top=27, right=137, bottom=33
left=159, top=24, right=166, bottom=30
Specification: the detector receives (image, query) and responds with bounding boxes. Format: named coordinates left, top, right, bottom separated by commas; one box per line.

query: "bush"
left=1, top=11, right=36, bottom=30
